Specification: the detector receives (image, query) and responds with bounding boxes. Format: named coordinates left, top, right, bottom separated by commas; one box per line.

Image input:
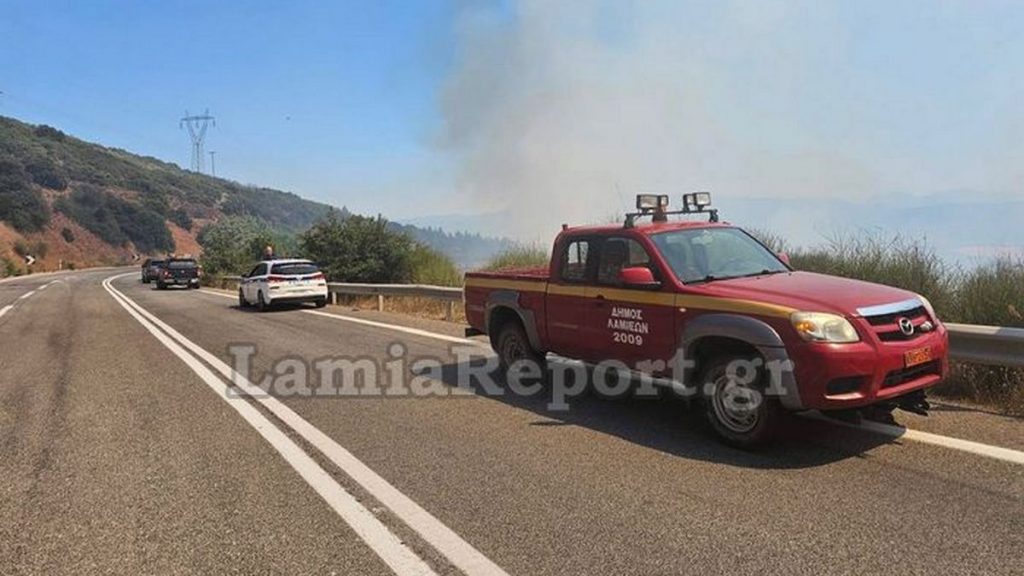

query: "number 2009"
left=613, top=332, right=644, bottom=346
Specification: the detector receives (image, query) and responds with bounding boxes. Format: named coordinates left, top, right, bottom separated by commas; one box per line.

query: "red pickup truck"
left=464, top=194, right=949, bottom=446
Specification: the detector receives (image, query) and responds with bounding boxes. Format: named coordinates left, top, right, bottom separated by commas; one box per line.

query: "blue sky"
left=1, top=0, right=460, bottom=216
left=2, top=1, right=1023, bottom=251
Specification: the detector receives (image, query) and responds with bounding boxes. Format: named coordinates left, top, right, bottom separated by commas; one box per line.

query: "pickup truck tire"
left=700, top=356, right=783, bottom=449
left=495, top=320, right=545, bottom=377
left=315, top=298, right=327, bottom=308
left=256, top=291, right=269, bottom=312
left=238, top=289, right=249, bottom=308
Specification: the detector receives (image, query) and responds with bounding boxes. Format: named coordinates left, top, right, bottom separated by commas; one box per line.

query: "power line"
left=180, top=109, right=215, bottom=173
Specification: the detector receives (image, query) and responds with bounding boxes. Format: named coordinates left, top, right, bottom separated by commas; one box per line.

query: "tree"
left=300, top=211, right=415, bottom=283
left=198, top=216, right=291, bottom=276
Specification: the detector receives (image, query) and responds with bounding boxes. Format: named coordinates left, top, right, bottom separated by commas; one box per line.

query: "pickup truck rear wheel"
left=256, top=291, right=269, bottom=312
left=495, top=321, right=545, bottom=377
left=238, top=289, right=249, bottom=308
left=701, top=356, right=783, bottom=449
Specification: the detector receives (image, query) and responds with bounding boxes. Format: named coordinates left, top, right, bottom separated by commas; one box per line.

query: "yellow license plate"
left=905, top=347, right=933, bottom=368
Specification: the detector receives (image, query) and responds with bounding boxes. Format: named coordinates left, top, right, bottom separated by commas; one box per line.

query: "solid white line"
left=122, top=277, right=509, bottom=576
left=18, top=290, right=35, bottom=300
left=0, top=305, right=12, bottom=319
left=104, top=277, right=438, bottom=576
left=813, top=414, right=1024, bottom=466
left=199, top=288, right=484, bottom=346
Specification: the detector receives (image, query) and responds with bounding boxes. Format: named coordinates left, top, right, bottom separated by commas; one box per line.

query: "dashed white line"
left=0, top=305, right=12, bottom=319
left=118, top=277, right=510, bottom=575
left=18, top=290, right=35, bottom=300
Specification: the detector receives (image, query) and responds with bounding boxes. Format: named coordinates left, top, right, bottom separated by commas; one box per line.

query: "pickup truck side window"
left=597, top=238, right=654, bottom=286
left=560, top=239, right=592, bottom=283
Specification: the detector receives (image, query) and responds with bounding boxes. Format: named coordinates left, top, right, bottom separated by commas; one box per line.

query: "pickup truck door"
left=587, top=237, right=679, bottom=371
left=545, top=237, right=597, bottom=359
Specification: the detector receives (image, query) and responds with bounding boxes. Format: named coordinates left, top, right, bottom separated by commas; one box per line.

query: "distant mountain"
left=0, top=115, right=509, bottom=271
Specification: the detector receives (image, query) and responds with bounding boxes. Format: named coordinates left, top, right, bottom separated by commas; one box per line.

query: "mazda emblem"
left=897, top=317, right=915, bottom=336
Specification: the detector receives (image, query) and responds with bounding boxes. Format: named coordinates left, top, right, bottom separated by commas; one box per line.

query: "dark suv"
left=141, top=259, right=166, bottom=284
left=155, top=258, right=201, bottom=290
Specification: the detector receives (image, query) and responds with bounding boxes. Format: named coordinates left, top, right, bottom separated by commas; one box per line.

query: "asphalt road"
left=1, top=268, right=1021, bottom=575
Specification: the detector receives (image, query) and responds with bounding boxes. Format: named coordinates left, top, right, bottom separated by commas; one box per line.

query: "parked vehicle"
left=141, top=258, right=166, bottom=284
left=155, top=258, right=201, bottom=290
left=238, top=259, right=328, bottom=311
left=464, top=193, right=949, bottom=447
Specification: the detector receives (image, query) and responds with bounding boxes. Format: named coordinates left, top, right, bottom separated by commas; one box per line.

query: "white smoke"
left=438, top=1, right=1022, bottom=243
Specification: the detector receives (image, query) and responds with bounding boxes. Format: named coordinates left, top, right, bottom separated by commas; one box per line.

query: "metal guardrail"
left=946, top=323, right=1024, bottom=368
left=210, top=276, right=1023, bottom=367
left=209, top=276, right=463, bottom=319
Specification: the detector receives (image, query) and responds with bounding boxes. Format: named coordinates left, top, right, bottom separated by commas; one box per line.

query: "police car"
left=238, top=259, right=329, bottom=311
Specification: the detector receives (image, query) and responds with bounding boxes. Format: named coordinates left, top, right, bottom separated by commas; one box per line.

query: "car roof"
left=560, top=219, right=734, bottom=237
left=263, top=259, right=314, bottom=265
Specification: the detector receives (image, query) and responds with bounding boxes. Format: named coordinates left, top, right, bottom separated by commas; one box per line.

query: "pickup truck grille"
left=862, top=305, right=932, bottom=342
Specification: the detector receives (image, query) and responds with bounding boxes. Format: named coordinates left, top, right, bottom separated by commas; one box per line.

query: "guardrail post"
left=377, top=294, right=384, bottom=312
left=444, top=301, right=454, bottom=322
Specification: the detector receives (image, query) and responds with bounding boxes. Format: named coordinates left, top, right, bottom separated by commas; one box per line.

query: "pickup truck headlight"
left=790, top=312, right=860, bottom=343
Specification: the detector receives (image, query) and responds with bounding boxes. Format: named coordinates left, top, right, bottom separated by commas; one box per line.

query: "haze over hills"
left=0, top=115, right=510, bottom=272
left=407, top=193, right=1024, bottom=267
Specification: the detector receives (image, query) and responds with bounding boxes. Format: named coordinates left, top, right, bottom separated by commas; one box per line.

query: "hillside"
left=0, top=115, right=508, bottom=273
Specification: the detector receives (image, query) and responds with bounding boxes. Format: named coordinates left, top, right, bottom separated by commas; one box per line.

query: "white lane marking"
left=104, top=277, right=438, bottom=576
left=122, top=277, right=509, bottom=576
left=0, top=305, right=12, bottom=319
left=199, top=288, right=484, bottom=346
left=18, top=290, right=35, bottom=300
left=198, top=288, right=1023, bottom=466
left=809, top=413, right=1024, bottom=466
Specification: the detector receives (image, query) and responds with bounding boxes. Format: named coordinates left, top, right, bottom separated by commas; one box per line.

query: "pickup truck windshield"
left=650, top=227, right=788, bottom=283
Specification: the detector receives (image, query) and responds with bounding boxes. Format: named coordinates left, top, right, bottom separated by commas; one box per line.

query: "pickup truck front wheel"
left=495, top=321, right=545, bottom=377
left=701, top=356, right=783, bottom=449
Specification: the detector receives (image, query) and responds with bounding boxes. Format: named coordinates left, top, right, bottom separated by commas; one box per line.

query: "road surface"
left=1, top=268, right=1021, bottom=575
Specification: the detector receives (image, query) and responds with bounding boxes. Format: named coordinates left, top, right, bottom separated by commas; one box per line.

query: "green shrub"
left=1, top=258, right=17, bottom=277
left=61, top=227, right=75, bottom=243
left=0, top=156, right=50, bottom=232
left=410, top=244, right=462, bottom=286
left=787, top=233, right=958, bottom=319
left=300, top=211, right=415, bottom=283
left=170, top=207, right=193, bottom=230
left=481, top=245, right=549, bottom=271
left=55, top=184, right=173, bottom=253
left=954, top=258, right=1024, bottom=328
left=24, top=157, right=68, bottom=190
left=197, top=215, right=290, bottom=276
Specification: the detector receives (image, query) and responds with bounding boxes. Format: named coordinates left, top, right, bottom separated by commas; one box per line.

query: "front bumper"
left=788, top=324, right=949, bottom=411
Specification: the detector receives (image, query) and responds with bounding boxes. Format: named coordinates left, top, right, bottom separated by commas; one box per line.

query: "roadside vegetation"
left=480, top=244, right=549, bottom=271
left=752, top=230, right=1024, bottom=414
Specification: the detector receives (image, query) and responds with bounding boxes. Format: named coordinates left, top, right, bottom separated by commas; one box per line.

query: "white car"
left=238, top=259, right=329, bottom=311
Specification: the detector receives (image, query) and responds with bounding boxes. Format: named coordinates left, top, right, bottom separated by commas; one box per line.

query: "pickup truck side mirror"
left=620, top=266, right=660, bottom=289
left=778, top=252, right=791, bottom=266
